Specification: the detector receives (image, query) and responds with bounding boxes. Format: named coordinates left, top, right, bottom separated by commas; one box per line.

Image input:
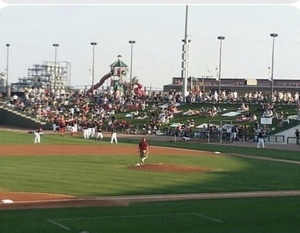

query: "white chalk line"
left=152, top=145, right=215, bottom=155
left=47, top=219, right=71, bottom=231
left=6, top=190, right=300, bottom=206
left=192, top=213, right=223, bottom=223
left=227, top=153, right=300, bottom=165
left=49, top=212, right=222, bottom=223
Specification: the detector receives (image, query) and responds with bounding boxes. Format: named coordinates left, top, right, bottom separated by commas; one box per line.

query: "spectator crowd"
left=1, top=86, right=299, bottom=142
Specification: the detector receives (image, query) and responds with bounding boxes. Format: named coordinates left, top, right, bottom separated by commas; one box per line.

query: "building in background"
left=10, top=61, right=71, bottom=94
left=0, top=73, right=5, bottom=93
left=163, top=76, right=300, bottom=95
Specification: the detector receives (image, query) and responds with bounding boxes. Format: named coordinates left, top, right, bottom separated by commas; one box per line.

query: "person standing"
left=254, top=121, right=260, bottom=142
left=110, top=128, right=118, bottom=144
left=257, top=131, right=265, bottom=148
left=58, top=115, right=66, bottom=137
left=89, top=121, right=96, bottom=138
left=136, top=137, right=149, bottom=166
left=295, top=129, right=300, bottom=145
left=34, top=128, right=42, bottom=144
left=70, top=117, right=78, bottom=136
left=96, top=122, right=103, bottom=141
left=82, top=121, right=89, bottom=139
left=52, top=115, right=58, bottom=132
left=231, top=124, right=238, bottom=142
left=87, top=120, right=94, bottom=138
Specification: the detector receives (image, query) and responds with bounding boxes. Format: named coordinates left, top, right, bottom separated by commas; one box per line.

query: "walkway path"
left=1, top=125, right=299, bottom=151
left=116, top=132, right=300, bottom=152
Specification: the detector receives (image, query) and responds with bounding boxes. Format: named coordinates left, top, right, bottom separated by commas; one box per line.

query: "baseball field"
left=0, top=129, right=299, bottom=233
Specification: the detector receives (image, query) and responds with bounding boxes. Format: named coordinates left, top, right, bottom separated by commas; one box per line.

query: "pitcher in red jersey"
left=136, top=137, right=149, bottom=166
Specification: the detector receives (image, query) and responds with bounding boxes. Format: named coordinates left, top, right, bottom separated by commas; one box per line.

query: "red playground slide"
left=133, top=82, right=145, bottom=96
left=86, top=72, right=112, bottom=94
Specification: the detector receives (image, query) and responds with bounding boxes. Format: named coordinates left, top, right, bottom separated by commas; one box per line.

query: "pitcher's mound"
left=130, top=163, right=214, bottom=173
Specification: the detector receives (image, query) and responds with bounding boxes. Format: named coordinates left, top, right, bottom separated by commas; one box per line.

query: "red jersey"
left=59, top=119, right=66, bottom=128
left=139, top=140, right=149, bottom=150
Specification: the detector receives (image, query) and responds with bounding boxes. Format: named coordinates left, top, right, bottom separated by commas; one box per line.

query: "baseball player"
left=257, top=131, right=265, bottom=148
left=89, top=120, right=96, bottom=138
left=110, top=128, right=118, bottom=143
left=231, top=124, right=238, bottom=143
left=87, top=120, right=94, bottom=138
left=82, top=122, right=89, bottom=139
left=70, top=117, right=78, bottom=136
left=51, top=115, right=58, bottom=132
left=136, top=137, right=149, bottom=166
left=58, top=115, right=66, bottom=137
left=34, top=128, right=42, bottom=143
left=95, top=122, right=104, bottom=141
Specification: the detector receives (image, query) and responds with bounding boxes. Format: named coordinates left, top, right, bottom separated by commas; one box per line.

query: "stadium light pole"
left=217, top=36, right=225, bottom=102
left=91, top=42, right=97, bottom=97
left=181, top=5, right=190, bottom=102
left=270, top=33, right=278, bottom=99
left=5, top=44, right=10, bottom=97
left=129, top=40, right=136, bottom=93
left=53, top=43, right=59, bottom=93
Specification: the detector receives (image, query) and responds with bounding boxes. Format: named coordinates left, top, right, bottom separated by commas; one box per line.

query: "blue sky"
left=0, top=4, right=300, bottom=90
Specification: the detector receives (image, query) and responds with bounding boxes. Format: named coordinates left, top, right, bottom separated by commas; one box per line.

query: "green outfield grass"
left=0, top=130, right=300, bottom=233
left=1, top=197, right=300, bottom=233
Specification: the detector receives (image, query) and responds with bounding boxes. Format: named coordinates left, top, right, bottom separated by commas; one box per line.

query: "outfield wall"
left=0, top=106, right=49, bottom=130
